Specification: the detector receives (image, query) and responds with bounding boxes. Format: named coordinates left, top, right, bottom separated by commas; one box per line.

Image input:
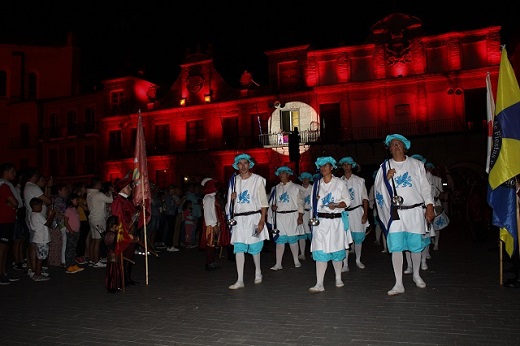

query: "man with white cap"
left=226, top=153, right=269, bottom=289
left=268, top=166, right=304, bottom=271
left=338, top=156, right=369, bottom=272
left=374, top=134, right=435, bottom=296
left=309, top=157, right=352, bottom=292
left=297, top=172, right=313, bottom=260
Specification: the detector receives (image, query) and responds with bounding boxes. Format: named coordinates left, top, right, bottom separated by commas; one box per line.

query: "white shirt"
left=86, top=188, right=113, bottom=221
left=24, top=182, right=46, bottom=224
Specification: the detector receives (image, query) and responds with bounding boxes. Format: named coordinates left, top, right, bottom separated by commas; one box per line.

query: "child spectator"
left=64, top=193, right=84, bottom=274
left=183, top=200, right=197, bottom=248
left=29, top=198, right=55, bottom=281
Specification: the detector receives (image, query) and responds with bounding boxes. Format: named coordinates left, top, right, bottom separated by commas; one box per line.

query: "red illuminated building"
left=0, top=13, right=513, bottom=188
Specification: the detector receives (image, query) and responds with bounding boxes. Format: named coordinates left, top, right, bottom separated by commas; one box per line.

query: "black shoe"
left=205, top=263, right=221, bottom=271
left=126, top=279, right=139, bottom=286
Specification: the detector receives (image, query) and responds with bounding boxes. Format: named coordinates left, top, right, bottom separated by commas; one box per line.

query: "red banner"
left=132, top=111, right=151, bottom=229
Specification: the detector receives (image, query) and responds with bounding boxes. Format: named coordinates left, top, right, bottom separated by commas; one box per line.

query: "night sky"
left=2, top=1, right=518, bottom=90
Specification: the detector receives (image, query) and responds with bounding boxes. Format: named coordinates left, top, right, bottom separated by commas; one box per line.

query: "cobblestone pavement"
left=2, top=216, right=520, bottom=345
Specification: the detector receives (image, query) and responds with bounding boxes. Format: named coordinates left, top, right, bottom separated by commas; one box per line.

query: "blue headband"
left=315, top=156, right=337, bottom=169
left=338, top=156, right=357, bottom=168
left=298, top=172, right=313, bottom=181
left=384, top=134, right=411, bottom=150
left=410, top=154, right=426, bottom=163
left=275, top=166, right=294, bottom=176
left=232, top=153, right=255, bottom=170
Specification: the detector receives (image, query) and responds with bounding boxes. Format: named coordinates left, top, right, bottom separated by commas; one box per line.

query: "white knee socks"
left=253, top=253, right=261, bottom=277
left=275, top=243, right=285, bottom=267
left=355, top=243, right=362, bottom=263
left=235, top=252, right=245, bottom=283
left=332, top=261, right=342, bottom=281
left=392, top=252, right=404, bottom=288
left=316, top=261, right=327, bottom=287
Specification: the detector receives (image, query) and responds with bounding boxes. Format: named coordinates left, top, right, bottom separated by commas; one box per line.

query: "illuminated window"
left=280, top=109, right=300, bottom=134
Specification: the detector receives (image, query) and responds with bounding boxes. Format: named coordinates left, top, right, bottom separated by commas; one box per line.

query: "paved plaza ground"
left=2, top=216, right=520, bottom=345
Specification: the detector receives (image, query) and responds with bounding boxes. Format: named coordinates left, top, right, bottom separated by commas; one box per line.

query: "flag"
left=115, top=222, right=133, bottom=256
left=487, top=47, right=520, bottom=256
left=132, top=110, right=151, bottom=229
left=488, top=48, right=520, bottom=189
left=485, top=72, right=495, bottom=174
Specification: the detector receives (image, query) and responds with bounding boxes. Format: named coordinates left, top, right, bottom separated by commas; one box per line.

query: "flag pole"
left=500, top=237, right=503, bottom=285
left=142, top=172, right=149, bottom=286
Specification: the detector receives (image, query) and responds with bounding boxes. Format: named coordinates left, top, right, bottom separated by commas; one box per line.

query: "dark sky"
left=2, top=1, right=518, bottom=89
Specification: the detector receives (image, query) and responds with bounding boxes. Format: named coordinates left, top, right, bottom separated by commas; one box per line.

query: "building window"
left=110, top=90, right=126, bottom=114
left=67, top=111, right=77, bottom=136
left=85, top=107, right=95, bottom=133
left=48, top=148, right=59, bottom=177
left=20, top=123, right=30, bottom=148
left=186, top=120, right=204, bottom=147
left=222, top=117, right=238, bottom=148
left=50, top=113, right=59, bottom=138
left=66, top=147, right=75, bottom=176
left=0, top=70, right=6, bottom=97
left=85, top=145, right=95, bottom=174
left=108, top=130, right=122, bottom=155
left=394, top=104, right=410, bottom=117
left=155, top=124, right=170, bottom=152
left=279, top=61, right=300, bottom=91
left=27, top=72, right=37, bottom=99
left=280, top=109, right=300, bottom=134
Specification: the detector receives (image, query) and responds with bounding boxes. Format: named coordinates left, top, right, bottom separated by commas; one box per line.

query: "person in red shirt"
left=0, top=163, right=20, bottom=284
left=111, top=177, right=139, bottom=286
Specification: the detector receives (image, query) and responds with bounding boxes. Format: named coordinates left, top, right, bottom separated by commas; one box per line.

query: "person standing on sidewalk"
left=111, top=177, right=138, bottom=286
left=308, top=157, right=352, bottom=293
left=374, top=134, right=435, bottom=296
left=226, top=153, right=269, bottom=289
left=268, top=166, right=304, bottom=271
left=29, top=198, right=55, bottom=281
left=200, top=177, right=229, bottom=270
left=86, top=178, right=113, bottom=268
left=338, top=156, right=369, bottom=272
left=64, top=193, right=84, bottom=274
left=297, top=172, right=313, bottom=260
left=0, top=162, right=21, bottom=284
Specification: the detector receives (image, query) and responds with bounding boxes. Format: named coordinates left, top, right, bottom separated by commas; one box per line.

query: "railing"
left=39, top=122, right=99, bottom=141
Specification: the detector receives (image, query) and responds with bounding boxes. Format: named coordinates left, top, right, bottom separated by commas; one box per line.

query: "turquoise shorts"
left=274, top=234, right=299, bottom=245
left=312, top=249, right=346, bottom=262
left=351, top=231, right=366, bottom=244
left=387, top=232, right=426, bottom=253
left=233, top=241, right=263, bottom=255
left=298, top=233, right=312, bottom=241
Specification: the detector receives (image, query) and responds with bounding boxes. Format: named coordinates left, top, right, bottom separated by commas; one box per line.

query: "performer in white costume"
left=268, top=166, right=304, bottom=270
left=226, top=153, right=269, bottom=290
left=338, top=156, right=369, bottom=272
left=309, top=157, right=352, bottom=293
left=426, top=162, right=450, bottom=251
left=374, top=134, right=435, bottom=296
left=296, top=172, right=313, bottom=260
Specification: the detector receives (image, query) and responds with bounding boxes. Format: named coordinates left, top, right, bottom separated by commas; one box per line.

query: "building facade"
left=0, top=13, right=506, bottom=192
